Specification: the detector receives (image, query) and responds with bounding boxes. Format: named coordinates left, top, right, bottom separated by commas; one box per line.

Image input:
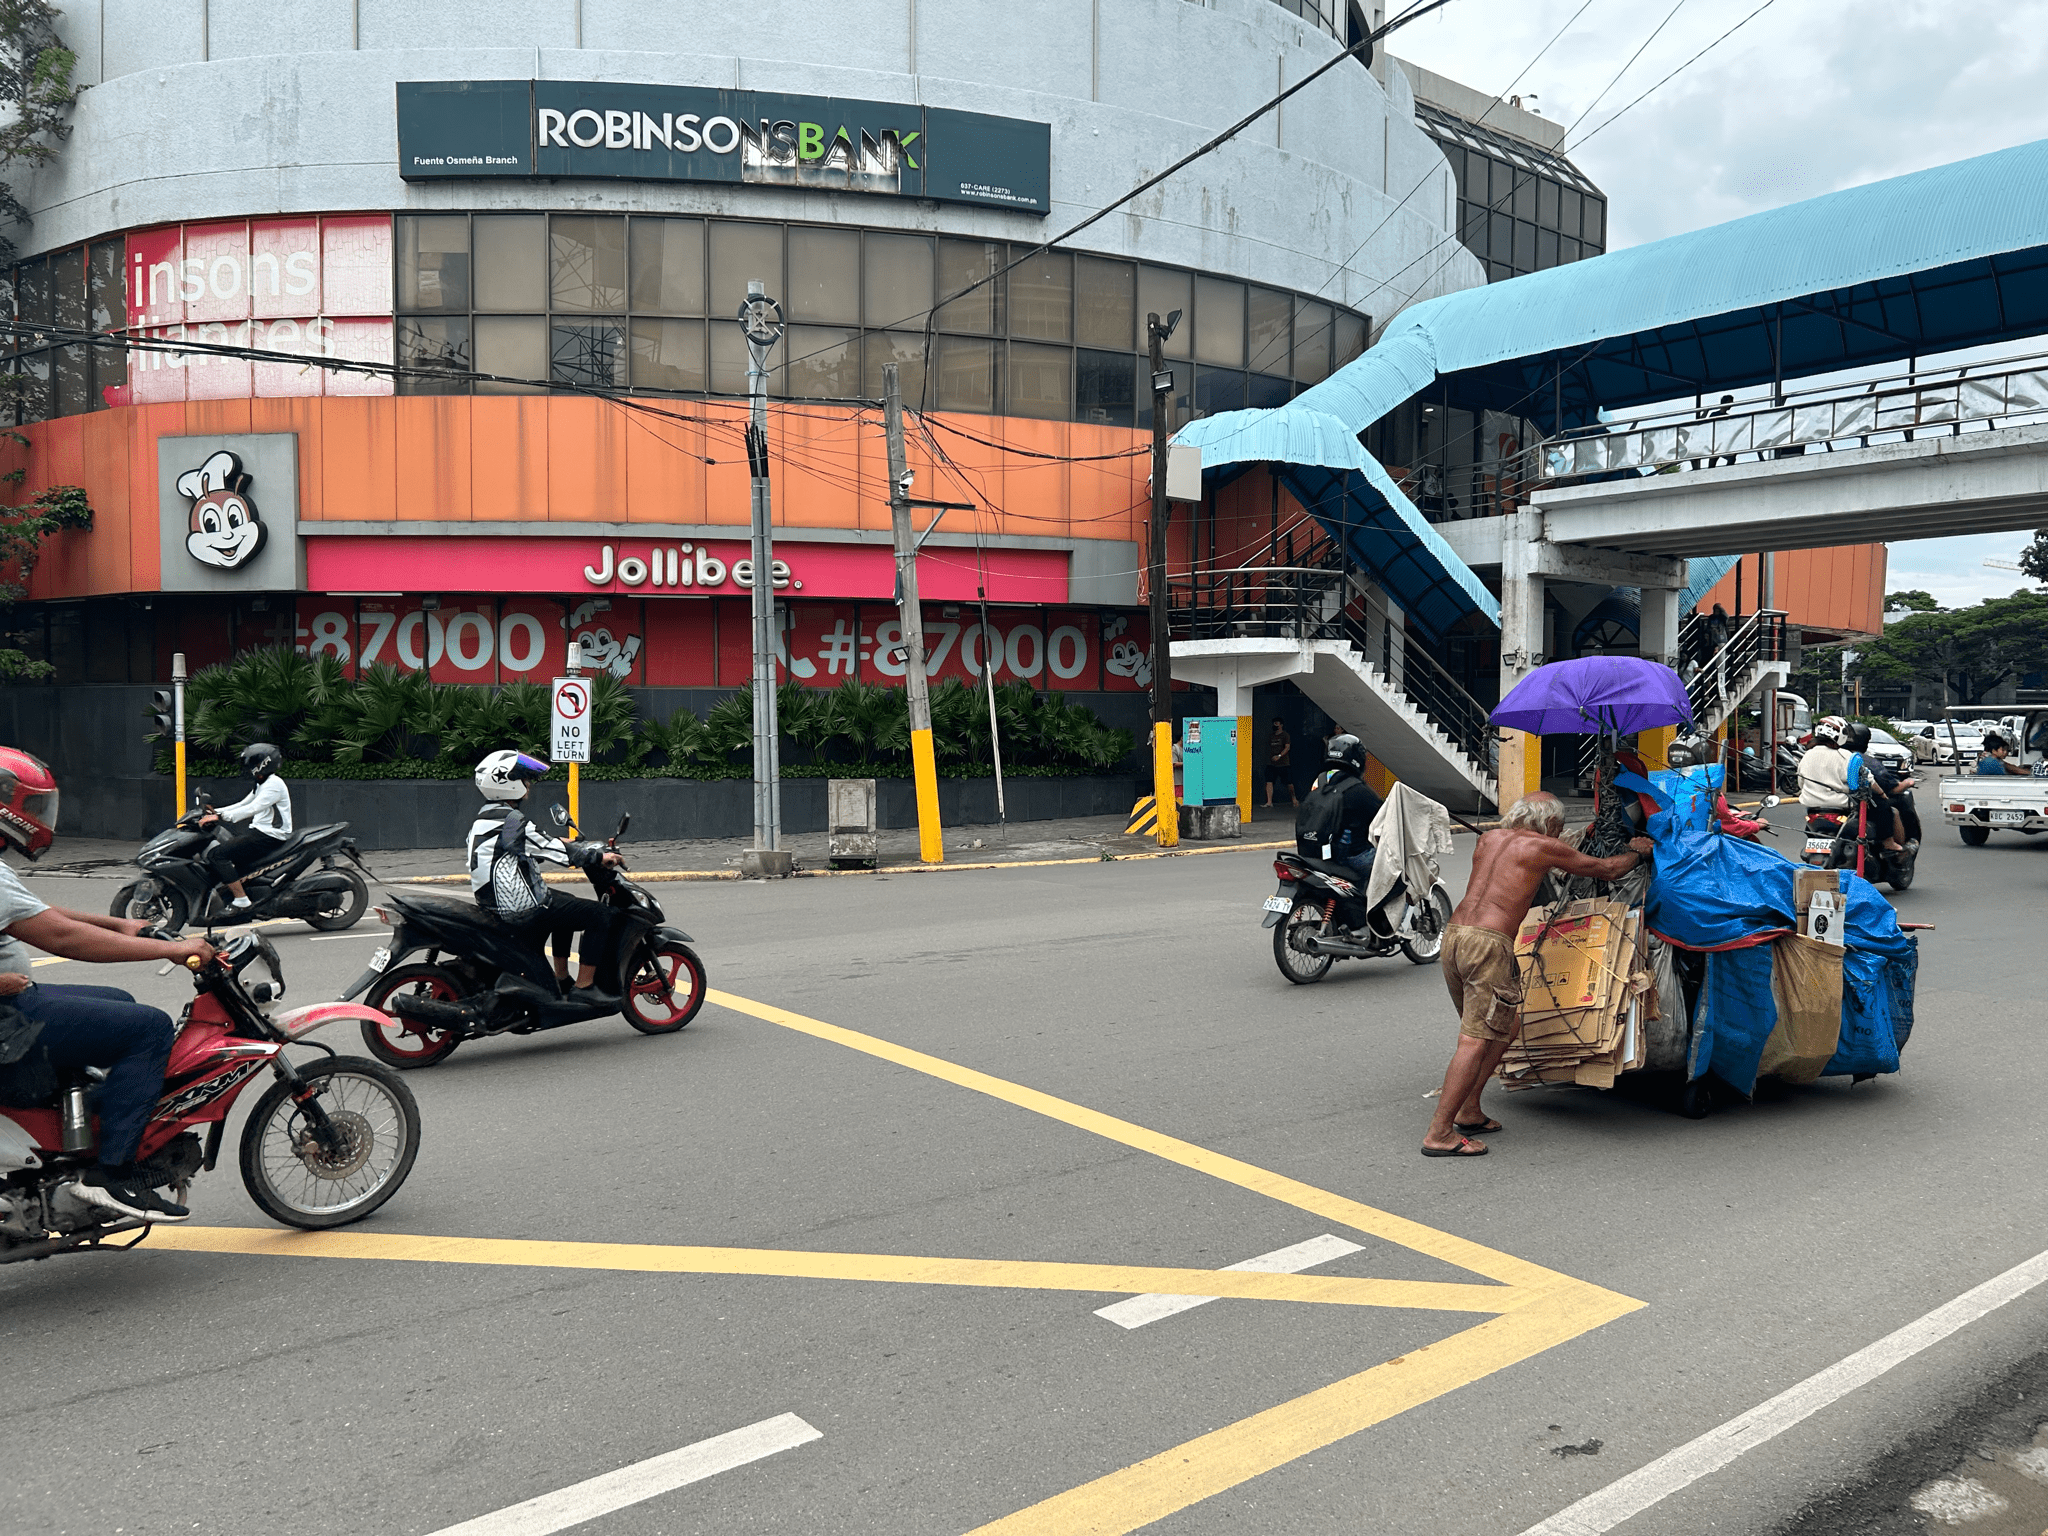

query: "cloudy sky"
left=1392, top=0, right=2048, bottom=608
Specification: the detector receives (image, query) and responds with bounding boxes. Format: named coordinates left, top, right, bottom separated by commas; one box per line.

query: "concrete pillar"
left=1193, top=660, right=1252, bottom=823
left=1495, top=509, right=1546, bottom=811
left=1637, top=584, right=1683, bottom=768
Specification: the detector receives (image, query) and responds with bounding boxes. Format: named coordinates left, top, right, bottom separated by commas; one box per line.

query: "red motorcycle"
left=0, top=932, right=420, bottom=1263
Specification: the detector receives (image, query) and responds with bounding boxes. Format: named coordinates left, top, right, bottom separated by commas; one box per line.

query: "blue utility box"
left=1180, top=716, right=1240, bottom=806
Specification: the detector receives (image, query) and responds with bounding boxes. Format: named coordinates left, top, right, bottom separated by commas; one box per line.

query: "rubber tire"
left=304, top=870, right=370, bottom=933
left=1889, top=857, right=1915, bottom=892
left=1402, top=887, right=1455, bottom=965
left=1959, top=824, right=1990, bottom=846
left=1678, top=1077, right=1714, bottom=1120
left=238, top=1056, right=420, bottom=1230
left=622, top=940, right=708, bottom=1034
left=359, top=964, right=466, bottom=1069
left=1273, top=904, right=1335, bottom=985
left=112, top=879, right=188, bottom=935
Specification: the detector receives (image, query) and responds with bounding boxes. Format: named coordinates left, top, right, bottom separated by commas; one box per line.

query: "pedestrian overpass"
left=1170, top=135, right=2048, bottom=808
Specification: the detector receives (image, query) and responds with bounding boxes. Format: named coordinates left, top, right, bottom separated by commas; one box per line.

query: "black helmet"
left=242, top=742, right=283, bottom=781
left=1843, top=723, right=1871, bottom=753
left=1666, top=735, right=1701, bottom=769
left=1323, top=733, right=1367, bottom=774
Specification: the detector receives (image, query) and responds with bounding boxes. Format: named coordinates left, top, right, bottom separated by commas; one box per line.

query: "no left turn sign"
left=551, top=677, right=591, bottom=762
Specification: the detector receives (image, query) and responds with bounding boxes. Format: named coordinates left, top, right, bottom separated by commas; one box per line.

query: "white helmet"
left=1811, top=715, right=1848, bottom=747
left=475, top=750, right=551, bottom=802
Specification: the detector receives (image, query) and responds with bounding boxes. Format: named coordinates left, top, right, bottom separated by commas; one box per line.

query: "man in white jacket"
left=199, top=743, right=292, bottom=910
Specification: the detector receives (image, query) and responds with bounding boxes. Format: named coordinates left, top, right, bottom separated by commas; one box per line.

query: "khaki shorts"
left=1441, top=924, right=1525, bottom=1044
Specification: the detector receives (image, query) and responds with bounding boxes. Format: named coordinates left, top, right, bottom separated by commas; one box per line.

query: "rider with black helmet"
left=1296, top=733, right=1385, bottom=880
left=198, top=742, right=292, bottom=911
left=1842, top=722, right=1914, bottom=849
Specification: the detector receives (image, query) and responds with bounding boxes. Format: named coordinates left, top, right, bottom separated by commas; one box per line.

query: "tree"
left=1884, top=589, right=1940, bottom=612
left=1851, top=590, right=2048, bottom=705
left=0, top=478, right=92, bottom=680
left=2020, top=529, right=2048, bottom=585
left=0, top=1, right=76, bottom=264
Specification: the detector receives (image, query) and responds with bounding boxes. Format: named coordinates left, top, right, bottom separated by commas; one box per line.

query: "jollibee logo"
left=177, top=450, right=265, bottom=571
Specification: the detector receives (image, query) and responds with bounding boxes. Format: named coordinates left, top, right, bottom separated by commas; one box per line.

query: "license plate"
left=1261, top=896, right=1293, bottom=914
left=367, top=947, right=390, bottom=972
left=1990, top=810, right=2027, bottom=824
left=1803, top=837, right=1835, bottom=854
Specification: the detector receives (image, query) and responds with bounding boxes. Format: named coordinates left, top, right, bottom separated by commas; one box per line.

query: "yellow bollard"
left=1152, top=721, right=1179, bottom=848
left=910, top=726, right=943, bottom=864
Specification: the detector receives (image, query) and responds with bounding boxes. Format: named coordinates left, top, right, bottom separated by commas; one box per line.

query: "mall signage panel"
left=396, top=80, right=1051, bottom=214
left=157, top=434, right=303, bottom=593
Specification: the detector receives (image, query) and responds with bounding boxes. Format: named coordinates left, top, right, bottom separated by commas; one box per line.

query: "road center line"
left=426, top=1412, right=820, bottom=1536
left=1096, top=1234, right=1365, bottom=1330
left=1516, top=1244, right=2048, bottom=1536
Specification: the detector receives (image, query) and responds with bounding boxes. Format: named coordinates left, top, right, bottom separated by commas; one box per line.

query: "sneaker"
left=230, top=896, right=253, bottom=910
left=73, top=1171, right=189, bottom=1223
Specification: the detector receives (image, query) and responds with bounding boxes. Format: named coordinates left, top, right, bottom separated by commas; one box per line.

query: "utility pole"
left=741, top=279, right=786, bottom=860
left=171, top=652, right=186, bottom=814
left=883, top=364, right=943, bottom=864
left=1147, top=309, right=1182, bottom=848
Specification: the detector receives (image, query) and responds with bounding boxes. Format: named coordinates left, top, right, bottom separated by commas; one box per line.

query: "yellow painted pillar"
left=910, top=726, right=943, bottom=863
left=1638, top=725, right=1677, bottom=771
left=568, top=761, right=580, bottom=830
left=1363, top=751, right=1397, bottom=798
left=1235, top=714, right=1252, bottom=824
left=1495, top=730, right=1543, bottom=812
left=1152, top=721, right=1179, bottom=847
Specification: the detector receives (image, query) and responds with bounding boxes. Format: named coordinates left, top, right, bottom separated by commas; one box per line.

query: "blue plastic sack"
left=1694, top=944, right=1778, bottom=1092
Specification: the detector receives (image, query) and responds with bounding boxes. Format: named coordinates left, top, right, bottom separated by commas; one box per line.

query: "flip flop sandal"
left=1421, top=1136, right=1488, bottom=1157
left=1454, top=1119, right=1503, bottom=1135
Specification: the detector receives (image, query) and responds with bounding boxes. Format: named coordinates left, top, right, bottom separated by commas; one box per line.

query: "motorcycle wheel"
left=238, top=1056, right=420, bottom=1230
left=1959, top=825, right=1990, bottom=846
left=1401, top=887, right=1455, bottom=965
left=1273, top=904, right=1335, bottom=985
left=1889, top=856, right=1915, bottom=892
left=623, top=940, right=708, bottom=1033
left=112, top=879, right=187, bottom=935
left=360, top=964, right=465, bottom=1069
left=1678, top=1076, right=1715, bottom=1120
left=304, top=870, right=370, bottom=933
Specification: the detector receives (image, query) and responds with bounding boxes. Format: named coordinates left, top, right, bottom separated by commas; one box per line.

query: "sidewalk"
left=31, top=800, right=1589, bottom=884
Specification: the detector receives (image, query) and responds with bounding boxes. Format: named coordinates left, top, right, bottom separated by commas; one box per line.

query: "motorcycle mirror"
left=615, top=812, right=630, bottom=839
left=548, top=802, right=570, bottom=828
left=1762, top=795, right=1781, bottom=808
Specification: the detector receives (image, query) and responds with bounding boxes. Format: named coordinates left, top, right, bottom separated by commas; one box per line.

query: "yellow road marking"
left=148, top=1227, right=1516, bottom=1314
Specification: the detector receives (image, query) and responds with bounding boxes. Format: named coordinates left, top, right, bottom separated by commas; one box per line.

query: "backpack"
left=484, top=809, right=550, bottom=920
left=1295, top=771, right=1351, bottom=856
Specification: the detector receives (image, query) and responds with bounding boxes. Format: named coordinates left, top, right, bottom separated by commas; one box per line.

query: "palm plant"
left=775, top=680, right=830, bottom=762
left=822, top=677, right=908, bottom=763
left=926, top=677, right=984, bottom=763
left=643, top=707, right=711, bottom=769
left=186, top=647, right=326, bottom=753
left=705, top=687, right=755, bottom=757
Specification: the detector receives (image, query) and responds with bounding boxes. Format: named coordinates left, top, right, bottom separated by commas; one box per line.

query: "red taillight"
left=1946, top=804, right=1966, bottom=813
left=1273, top=861, right=1296, bottom=881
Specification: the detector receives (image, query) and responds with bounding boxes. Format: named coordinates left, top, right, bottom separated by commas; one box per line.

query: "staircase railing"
left=1167, top=563, right=1497, bottom=780
left=1680, top=608, right=1787, bottom=728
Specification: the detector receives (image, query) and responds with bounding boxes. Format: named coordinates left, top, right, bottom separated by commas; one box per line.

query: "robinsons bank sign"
left=396, top=80, right=1051, bottom=214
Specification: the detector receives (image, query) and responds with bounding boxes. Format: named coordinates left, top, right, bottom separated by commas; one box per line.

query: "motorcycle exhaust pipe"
left=60, top=1085, right=93, bottom=1152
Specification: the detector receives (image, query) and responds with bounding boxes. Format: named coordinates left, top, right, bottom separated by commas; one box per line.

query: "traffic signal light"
left=148, top=688, right=174, bottom=742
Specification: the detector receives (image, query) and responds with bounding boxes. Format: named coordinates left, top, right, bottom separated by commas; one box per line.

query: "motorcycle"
left=342, top=807, right=707, bottom=1068
left=1261, top=852, right=1453, bottom=985
left=0, top=931, right=420, bottom=1262
left=110, top=792, right=371, bottom=936
left=1804, top=778, right=1918, bottom=891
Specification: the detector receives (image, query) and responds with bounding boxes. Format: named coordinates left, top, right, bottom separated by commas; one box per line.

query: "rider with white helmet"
left=466, top=751, right=623, bottom=997
left=1796, top=715, right=1855, bottom=817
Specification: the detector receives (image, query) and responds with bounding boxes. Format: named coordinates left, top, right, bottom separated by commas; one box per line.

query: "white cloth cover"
left=1367, top=781, right=1453, bottom=911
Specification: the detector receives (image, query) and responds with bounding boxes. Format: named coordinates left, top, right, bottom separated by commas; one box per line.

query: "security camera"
left=897, top=470, right=915, bottom=492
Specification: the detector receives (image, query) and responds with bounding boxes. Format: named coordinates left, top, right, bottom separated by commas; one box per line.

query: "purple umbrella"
left=1490, top=656, right=1694, bottom=737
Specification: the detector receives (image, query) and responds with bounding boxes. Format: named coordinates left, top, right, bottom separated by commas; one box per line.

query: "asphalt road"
left=3, top=807, right=2045, bottom=1536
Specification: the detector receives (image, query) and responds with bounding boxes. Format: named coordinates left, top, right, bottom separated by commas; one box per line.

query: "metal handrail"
left=1680, top=609, right=1786, bottom=726
left=1528, top=350, right=2048, bottom=484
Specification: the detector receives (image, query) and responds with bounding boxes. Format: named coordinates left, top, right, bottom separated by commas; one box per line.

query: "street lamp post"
left=741, top=280, right=786, bottom=856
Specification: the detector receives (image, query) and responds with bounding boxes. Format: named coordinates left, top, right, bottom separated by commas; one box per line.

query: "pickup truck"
left=1935, top=706, right=2048, bottom=845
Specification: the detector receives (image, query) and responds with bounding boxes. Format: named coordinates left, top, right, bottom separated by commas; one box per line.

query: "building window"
left=628, top=219, right=705, bottom=316
left=1005, top=340, right=1071, bottom=420
left=550, top=215, right=626, bottom=313
left=472, top=215, right=546, bottom=312
left=1076, top=257, right=1134, bottom=351
left=1077, top=350, right=1135, bottom=427
left=551, top=319, right=625, bottom=389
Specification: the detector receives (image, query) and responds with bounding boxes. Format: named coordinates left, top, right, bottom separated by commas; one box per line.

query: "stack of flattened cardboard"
left=1497, top=897, right=1658, bottom=1091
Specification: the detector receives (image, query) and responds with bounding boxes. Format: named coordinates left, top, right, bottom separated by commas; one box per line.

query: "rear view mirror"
left=548, top=802, right=570, bottom=828
left=615, top=812, right=631, bottom=839
left=1762, top=795, right=1781, bottom=808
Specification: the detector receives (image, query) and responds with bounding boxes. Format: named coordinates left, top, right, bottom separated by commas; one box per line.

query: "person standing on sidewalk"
left=1422, top=793, right=1650, bottom=1158
left=1263, top=721, right=1297, bottom=808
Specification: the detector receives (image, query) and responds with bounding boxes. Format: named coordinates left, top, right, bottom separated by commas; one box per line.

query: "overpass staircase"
left=1680, top=607, right=1790, bottom=737
left=1168, top=526, right=1499, bottom=810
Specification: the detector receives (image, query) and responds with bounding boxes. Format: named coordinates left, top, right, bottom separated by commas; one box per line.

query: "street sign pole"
left=554, top=642, right=589, bottom=830
left=1147, top=310, right=1182, bottom=849
left=172, top=651, right=187, bottom=814
left=742, top=280, right=786, bottom=853
left=882, top=364, right=943, bottom=864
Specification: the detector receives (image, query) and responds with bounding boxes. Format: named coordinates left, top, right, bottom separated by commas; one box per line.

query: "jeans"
left=0, top=983, right=174, bottom=1170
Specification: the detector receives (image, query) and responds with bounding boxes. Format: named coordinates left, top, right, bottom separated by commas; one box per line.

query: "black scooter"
left=110, top=791, right=371, bottom=935
left=342, top=807, right=707, bottom=1069
left=1261, top=851, right=1453, bottom=985
left=1803, top=776, right=1918, bottom=892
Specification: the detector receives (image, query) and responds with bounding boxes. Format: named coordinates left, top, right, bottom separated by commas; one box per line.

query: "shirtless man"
left=1423, top=792, right=1652, bottom=1158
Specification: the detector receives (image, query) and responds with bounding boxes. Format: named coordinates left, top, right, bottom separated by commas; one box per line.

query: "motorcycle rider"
left=1296, top=734, right=1383, bottom=879
left=1843, top=722, right=1919, bottom=847
left=467, top=751, right=624, bottom=997
left=198, top=743, right=292, bottom=911
left=0, top=749, right=217, bottom=1222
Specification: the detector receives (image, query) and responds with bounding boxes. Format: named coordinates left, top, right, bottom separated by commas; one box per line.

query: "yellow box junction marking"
left=152, top=987, right=1642, bottom=1535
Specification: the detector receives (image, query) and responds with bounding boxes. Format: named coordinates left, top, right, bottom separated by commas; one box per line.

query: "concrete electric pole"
left=1147, top=309, right=1182, bottom=848
left=883, top=364, right=945, bottom=864
left=741, top=280, right=786, bottom=867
